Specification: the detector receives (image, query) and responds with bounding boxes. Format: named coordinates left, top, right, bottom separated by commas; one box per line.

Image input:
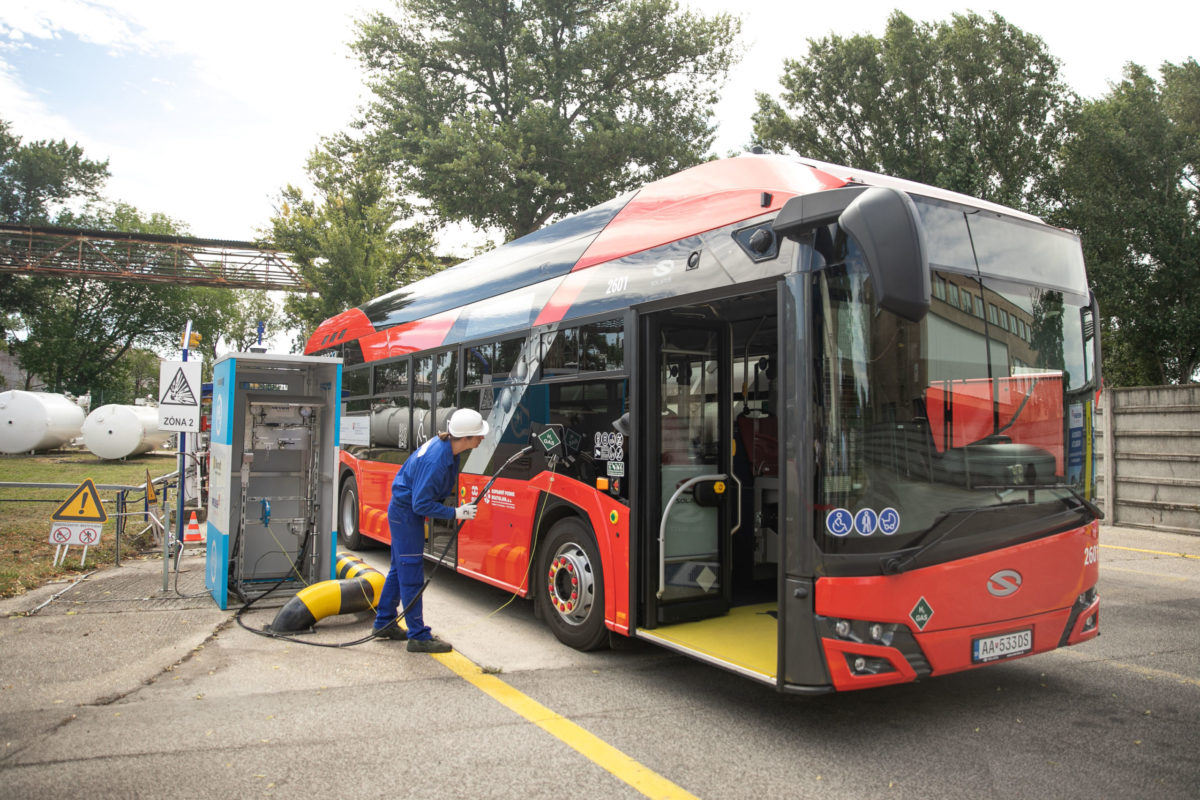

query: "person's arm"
left=408, top=449, right=457, bottom=521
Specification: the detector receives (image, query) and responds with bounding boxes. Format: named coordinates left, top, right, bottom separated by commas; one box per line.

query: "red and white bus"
left=306, top=154, right=1101, bottom=692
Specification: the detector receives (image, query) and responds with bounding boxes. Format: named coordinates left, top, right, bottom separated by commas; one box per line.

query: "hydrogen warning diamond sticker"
left=537, top=428, right=562, bottom=452
left=909, top=596, right=934, bottom=630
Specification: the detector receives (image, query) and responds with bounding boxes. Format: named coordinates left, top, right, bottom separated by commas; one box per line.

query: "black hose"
left=236, top=444, right=536, bottom=648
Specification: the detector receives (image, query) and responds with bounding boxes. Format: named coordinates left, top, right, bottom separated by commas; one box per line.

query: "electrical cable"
left=235, top=443, right=536, bottom=648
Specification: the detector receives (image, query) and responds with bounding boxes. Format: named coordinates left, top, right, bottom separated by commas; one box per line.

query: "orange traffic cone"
left=184, top=511, right=204, bottom=543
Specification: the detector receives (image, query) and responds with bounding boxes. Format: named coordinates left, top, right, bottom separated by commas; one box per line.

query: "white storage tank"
left=82, top=404, right=171, bottom=460
left=0, top=390, right=86, bottom=454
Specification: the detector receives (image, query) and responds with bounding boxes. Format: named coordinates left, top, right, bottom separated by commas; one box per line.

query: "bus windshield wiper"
left=1039, top=483, right=1104, bottom=521
left=879, top=501, right=1028, bottom=576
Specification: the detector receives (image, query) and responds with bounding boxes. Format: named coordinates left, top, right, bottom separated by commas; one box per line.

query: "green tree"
left=352, top=0, right=740, bottom=238
left=1, top=119, right=112, bottom=340
left=106, top=347, right=161, bottom=404
left=753, top=11, right=1071, bottom=209
left=0, top=118, right=109, bottom=223
left=267, top=142, right=442, bottom=348
left=1050, top=61, right=1200, bottom=385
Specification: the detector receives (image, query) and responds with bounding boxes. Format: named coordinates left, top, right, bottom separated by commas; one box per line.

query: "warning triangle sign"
left=145, top=469, right=158, bottom=505
left=51, top=478, right=109, bottom=523
left=160, top=367, right=198, bottom=406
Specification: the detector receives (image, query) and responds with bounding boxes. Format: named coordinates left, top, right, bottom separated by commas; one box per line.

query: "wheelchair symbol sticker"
left=826, top=508, right=853, bottom=537
left=879, top=507, right=901, bottom=535
left=854, top=508, right=879, bottom=536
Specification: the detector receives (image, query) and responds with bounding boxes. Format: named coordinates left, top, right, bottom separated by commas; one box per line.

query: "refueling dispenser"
left=205, top=353, right=341, bottom=609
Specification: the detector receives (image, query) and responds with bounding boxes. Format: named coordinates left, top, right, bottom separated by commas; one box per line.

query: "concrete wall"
left=1097, top=385, right=1200, bottom=535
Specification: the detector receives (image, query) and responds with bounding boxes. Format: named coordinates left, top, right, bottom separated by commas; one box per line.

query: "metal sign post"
left=159, top=321, right=202, bottom=590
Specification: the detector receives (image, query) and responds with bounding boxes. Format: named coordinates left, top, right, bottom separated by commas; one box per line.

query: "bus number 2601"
left=606, top=275, right=629, bottom=295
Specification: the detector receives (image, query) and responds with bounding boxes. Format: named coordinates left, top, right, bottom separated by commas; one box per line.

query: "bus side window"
left=434, top=350, right=458, bottom=433
left=413, top=355, right=434, bottom=446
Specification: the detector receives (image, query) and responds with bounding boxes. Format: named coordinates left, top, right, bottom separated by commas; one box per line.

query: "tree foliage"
left=1, top=119, right=113, bottom=340
left=0, top=118, right=109, bottom=224
left=753, top=11, right=1070, bottom=210
left=266, top=141, right=442, bottom=349
left=1050, top=61, right=1200, bottom=385
left=352, top=0, right=740, bottom=238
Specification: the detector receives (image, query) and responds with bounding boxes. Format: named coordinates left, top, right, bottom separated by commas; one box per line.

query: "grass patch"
left=0, top=449, right=181, bottom=597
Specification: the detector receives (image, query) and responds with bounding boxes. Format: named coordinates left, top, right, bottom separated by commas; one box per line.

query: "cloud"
left=1, top=0, right=146, bottom=52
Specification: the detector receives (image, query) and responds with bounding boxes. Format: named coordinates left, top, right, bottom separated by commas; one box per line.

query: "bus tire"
left=338, top=477, right=367, bottom=550
left=537, top=517, right=608, bottom=651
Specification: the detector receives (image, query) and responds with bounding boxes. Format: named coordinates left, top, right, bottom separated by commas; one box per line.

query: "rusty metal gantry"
left=0, top=223, right=309, bottom=291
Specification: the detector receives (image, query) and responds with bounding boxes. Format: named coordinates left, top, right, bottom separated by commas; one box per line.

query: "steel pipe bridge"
left=0, top=223, right=308, bottom=291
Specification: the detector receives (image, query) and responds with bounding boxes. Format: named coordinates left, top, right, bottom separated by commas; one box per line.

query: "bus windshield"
left=814, top=201, right=1097, bottom=569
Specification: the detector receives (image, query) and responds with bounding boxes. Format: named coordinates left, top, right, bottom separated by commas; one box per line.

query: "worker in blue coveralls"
left=372, top=408, right=489, bottom=653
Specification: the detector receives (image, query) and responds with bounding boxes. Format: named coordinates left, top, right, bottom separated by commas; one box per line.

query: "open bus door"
left=641, top=312, right=736, bottom=626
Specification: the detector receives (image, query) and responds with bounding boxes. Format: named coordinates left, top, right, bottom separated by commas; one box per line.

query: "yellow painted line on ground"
left=433, top=649, right=699, bottom=800
left=1059, top=649, right=1200, bottom=689
left=1101, top=544, right=1200, bottom=560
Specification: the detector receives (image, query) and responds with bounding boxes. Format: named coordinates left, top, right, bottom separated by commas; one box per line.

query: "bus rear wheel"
left=537, top=518, right=608, bottom=651
left=338, top=477, right=367, bottom=550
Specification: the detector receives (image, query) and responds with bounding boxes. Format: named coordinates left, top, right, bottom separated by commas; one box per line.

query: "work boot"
left=407, top=635, right=452, bottom=653
left=372, top=622, right=407, bottom=641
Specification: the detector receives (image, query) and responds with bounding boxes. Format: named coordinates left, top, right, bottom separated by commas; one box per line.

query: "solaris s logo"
left=987, top=569, right=1022, bottom=597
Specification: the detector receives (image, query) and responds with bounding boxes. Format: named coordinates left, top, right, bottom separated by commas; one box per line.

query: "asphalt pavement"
left=1, top=523, right=1196, bottom=799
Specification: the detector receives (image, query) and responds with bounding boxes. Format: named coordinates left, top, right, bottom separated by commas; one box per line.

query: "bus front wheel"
left=338, top=477, right=367, bottom=550
left=537, top=518, right=608, bottom=651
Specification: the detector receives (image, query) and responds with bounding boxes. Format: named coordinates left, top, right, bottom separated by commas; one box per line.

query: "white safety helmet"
left=447, top=407, right=490, bottom=438
left=612, top=412, right=631, bottom=437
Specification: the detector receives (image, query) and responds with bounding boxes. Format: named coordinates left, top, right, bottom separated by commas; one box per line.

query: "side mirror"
left=774, top=185, right=930, bottom=322
left=838, top=187, right=930, bottom=323
left=1083, top=292, right=1102, bottom=390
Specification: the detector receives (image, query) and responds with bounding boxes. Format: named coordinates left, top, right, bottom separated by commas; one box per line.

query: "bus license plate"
left=972, top=629, right=1032, bottom=663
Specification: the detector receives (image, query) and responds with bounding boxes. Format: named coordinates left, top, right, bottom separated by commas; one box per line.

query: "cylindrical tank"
left=370, top=405, right=408, bottom=448
left=82, top=404, right=172, bottom=460
left=0, top=390, right=86, bottom=454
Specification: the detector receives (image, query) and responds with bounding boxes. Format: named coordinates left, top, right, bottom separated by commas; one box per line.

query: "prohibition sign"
left=79, top=527, right=99, bottom=545
left=52, top=526, right=72, bottom=544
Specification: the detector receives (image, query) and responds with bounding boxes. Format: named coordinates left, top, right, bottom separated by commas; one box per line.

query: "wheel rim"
left=545, top=541, right=595, bottom=626
left=340, top=487, right=357, bottom=538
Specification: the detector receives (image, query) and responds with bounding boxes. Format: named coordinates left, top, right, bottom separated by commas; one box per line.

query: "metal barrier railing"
left=1, top=470, right=186, bottom=569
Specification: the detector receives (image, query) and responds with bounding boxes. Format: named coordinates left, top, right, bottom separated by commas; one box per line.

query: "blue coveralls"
left=374, top=436, right=459, bottom=641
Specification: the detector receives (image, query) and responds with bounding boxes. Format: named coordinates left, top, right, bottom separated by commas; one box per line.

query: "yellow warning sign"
left=145, top=470, right=158, bottom=505
left=51, top=478, right=108, bottom=523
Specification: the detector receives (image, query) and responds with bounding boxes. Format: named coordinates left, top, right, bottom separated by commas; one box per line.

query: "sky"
left=2, top=0, right=1198, bottom=250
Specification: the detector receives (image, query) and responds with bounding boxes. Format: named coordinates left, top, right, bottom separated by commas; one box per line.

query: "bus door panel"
left=358, top=459, right=402, bottom=543
left=644, top=314, right=734, bottom=625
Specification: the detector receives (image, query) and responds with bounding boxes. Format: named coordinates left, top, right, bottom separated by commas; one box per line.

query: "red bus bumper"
left=814, top=520, right=1101, bottom=692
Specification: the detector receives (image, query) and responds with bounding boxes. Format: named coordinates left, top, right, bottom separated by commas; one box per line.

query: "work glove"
left=455, top=503, right=478, bottom=521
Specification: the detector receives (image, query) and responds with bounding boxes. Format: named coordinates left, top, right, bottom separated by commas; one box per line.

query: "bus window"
left=579, top=318, right=624, bottom=372
left=434, top=350, right=458, bottom=433
left=540, top=328, right=579, bottom=377
left=464, top=343, right=493, bottom=387
left=342, top=365, right=369, bottom=398
left=413, top=355, right=434, bottom=446
left=373, top=359, right=408, bottom=395
left=495, top=337, right=525, bottom=382
left=370, top=395, right=410, bottom=461
left=547, top=379, right=627, bottom=499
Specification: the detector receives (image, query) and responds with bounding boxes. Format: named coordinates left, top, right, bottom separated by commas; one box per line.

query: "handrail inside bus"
left=658, top=473, right=728, bottom=600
